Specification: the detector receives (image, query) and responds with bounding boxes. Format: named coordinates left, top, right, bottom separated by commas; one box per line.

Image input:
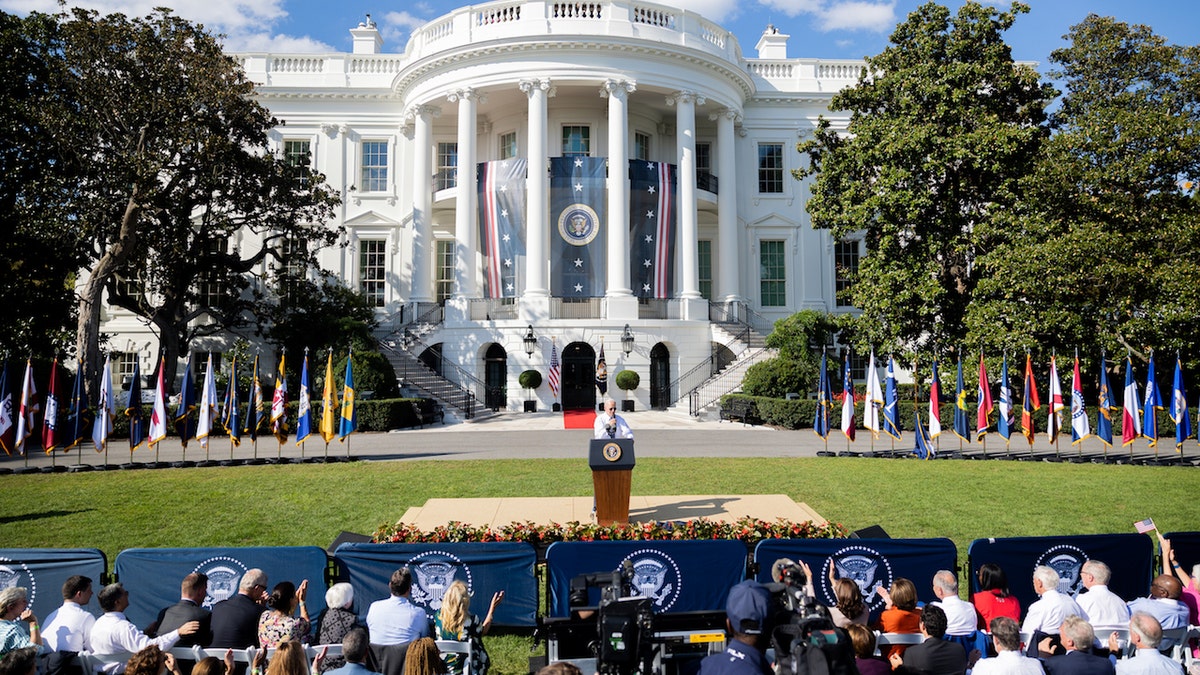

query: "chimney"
left=755, top=24, right=789, bottom=59
left=350, top=14, right=383, bottom=54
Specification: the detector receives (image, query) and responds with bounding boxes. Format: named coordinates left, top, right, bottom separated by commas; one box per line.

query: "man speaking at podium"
left=594, top=398, right=633, bottom=439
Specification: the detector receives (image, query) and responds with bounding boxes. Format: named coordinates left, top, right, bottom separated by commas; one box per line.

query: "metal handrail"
left=378, top=338, right=479, bottom=419
left=402, top=330, right=507, bottom=412
left=689, top=346, right=772, bottom=415
left=665, top=304, right=762, bottom=408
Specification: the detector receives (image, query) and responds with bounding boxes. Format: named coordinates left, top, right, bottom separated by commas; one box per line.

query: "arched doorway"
left=484, top=344, right=507, bottom=411
left=650, top=343, right=671, bottom=409
left=419, top=343, right=443, bottom=376
left=562, top=341, right=596, bottom=411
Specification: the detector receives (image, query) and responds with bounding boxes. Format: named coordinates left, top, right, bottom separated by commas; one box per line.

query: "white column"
left=672, top=91, right=703, bottom=300
left=449, top=88, right=479, bottom=299
left=408, top=105, right=438, bottom=303
left=713, top=108, right=741, bottom=303
left=603, top=79, right=635, bottom=300
left=520, top=79, right=550, bottom=299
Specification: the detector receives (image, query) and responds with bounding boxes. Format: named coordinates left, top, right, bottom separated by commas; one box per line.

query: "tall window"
left=844, top=350, right=869, bottom=381
left=696, top=142, right=712, bottom=174
left=435, top=240, right=455, bottom=303
left=196, top=238, right=227, bottom=308
left=758, top=143, right=783, bottom=193
left=283, top=139, right=311, bottom=186
left=360, top=140, right=388, bottom=192
left=562, top=126, right=590, bottom=156
left=115, top=352, right=139, bottom=396
left=359, top=239, right=386, bottom=307
left=634, top=132, right=651, bottom=161
left=114, top=273, right=143, bottom=300
left=277, top=237, right=308, bottom=300
left=499, top=131, right=517, bottom=160
left=834, top=239, right=861, bottom=307
left=759, top=240, right=786, bottom=307
left=437, top=142, right=458, bottom=191
left=698, top=240, right=713, bottom=300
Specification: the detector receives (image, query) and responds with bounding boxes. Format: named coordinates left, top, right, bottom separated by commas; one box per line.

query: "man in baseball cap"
left=699, top=580, right=773, bottom=675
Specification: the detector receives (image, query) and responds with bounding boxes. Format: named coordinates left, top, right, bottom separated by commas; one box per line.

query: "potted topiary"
left=615, top=369, right=640, bottom=412
left=518, top=369, right=542, bottom=412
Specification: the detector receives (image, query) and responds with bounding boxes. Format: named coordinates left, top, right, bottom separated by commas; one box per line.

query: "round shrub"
left=615, top=369, right=640, bottom=391
left=518, top=369, right=542, bottom=389
left=741, top=357, right=816, bottom=398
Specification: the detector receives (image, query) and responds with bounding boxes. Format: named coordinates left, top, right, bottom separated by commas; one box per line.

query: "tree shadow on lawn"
left=0, top=509, right=95, bottom=524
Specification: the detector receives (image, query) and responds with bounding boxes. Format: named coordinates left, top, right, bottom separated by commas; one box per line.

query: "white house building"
left=100, top=0, right=864, bottom=417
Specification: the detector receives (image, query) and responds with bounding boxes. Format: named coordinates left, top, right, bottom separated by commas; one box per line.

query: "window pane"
left=437, top=142, right=458, bottom=191
left=834, top=239, right=861, bottom=307
left=760, top=240, right=786, bottom=307
left=634, top=132, right=650, bottom=161
left=359, top=239, right=387, bottom=307
left=698, top=240, right=712, bottom=300
left=562, top=126, right=590, bottom=157
left=499, top=132, right=517, bottom=160
left=361, top=141, right=388, bottom=192
left=283, top=140, right=311, bottom=186
left=758, top=143, right=783, bottom=193
left=436, top=239, right=455, bottom=303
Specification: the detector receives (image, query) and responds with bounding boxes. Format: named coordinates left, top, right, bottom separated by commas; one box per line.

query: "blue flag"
left=339, top=353, right=357, bottom=441
left=997, top=355, right=1014, bottom=441
left=174, top=353, right=196, bottom=447
left=629, top=160, right=677, bottom=298
left=882, top=356, right=902, bottom=440
left=913, top=409, right=934, bottom=459
left=477, top=159, right=527, bottom=298
left=1097, top=352, right=1115, bottom=447
left=550, top=156, right=607, bottom=296
left=295, top=353, right=312, bottom=444
left=813, top=351, right=832, bottom=439
left=1142, top=353, right=1162, bottom=447
left=126, top=360, right=145, bottom=451
left=244, top=355, right=263, bottom=441
left=953, top=358, right=971, bottom=442
left=1172, top=356, right=1192, bottom=451
left=223, top=357, right=241, bottom=447
left=67, top=359, right=91, bottom=450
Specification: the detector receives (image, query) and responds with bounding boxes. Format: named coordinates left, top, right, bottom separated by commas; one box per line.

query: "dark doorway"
left=484, top=344, right=507, bottom=410
left=650, top=343, right=671, bottom=409
left=562, top=341, right=596, bottom=410
left=419, top=343, right=443, bottom=376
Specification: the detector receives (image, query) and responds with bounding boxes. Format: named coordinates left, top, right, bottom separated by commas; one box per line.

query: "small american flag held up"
left=1134, top=518, right=1156, bottom=534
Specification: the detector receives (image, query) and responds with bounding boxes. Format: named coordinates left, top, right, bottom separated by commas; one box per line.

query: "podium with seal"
left=589, top=438, right=635, bottom=524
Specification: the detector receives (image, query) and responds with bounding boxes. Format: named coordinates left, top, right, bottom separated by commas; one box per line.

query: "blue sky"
left=1, top=0, right=1196, bottom=76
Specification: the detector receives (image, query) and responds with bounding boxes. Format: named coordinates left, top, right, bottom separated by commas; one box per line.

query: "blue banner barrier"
left=114, top=547, right=330, bottom=629
left=1163, top=531, right=1200, bottom=575
left=967, top=533, right=1154, bottom=614
left=0, top=548, right=107, bottom=621
left=752, top=538, right=958, bottom=622
left=333, top=542, right=537, bottom=627
left=545, top=540, right=748, bottom=617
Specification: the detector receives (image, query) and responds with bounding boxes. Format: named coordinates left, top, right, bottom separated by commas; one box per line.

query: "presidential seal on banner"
left=821, top=545, right=894, bottom=611
left=557, top=204, right=600, bottom=246
left=193, top=556, right=249, bottom=609
left=1036, top=544, right=1088, bottom=596
left=602, top=441, right=623, bottom=462
left=620, top=549, right=682, bottom=612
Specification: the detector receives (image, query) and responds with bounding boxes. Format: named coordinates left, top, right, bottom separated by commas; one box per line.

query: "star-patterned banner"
left=550, top=156, right=607, bottom=297
left=629, top=160, right=677, bottom=299
left=477, top=159, right=528, bottom=298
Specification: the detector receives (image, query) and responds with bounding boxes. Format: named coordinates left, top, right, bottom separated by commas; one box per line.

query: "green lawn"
left=6, top=457, right=1196, bottom=673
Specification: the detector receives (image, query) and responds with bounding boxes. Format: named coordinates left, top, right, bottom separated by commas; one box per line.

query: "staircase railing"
left=673, top=301, right=777, bottom=415
left=403, top=329, right=507, bottom=414
left=688, top=346, right=772, bottom=416
left=378, top=338, right=480, bottom=419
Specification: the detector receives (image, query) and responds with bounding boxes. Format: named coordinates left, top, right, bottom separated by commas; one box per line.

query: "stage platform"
left=399, top=494, right=825, bottom=530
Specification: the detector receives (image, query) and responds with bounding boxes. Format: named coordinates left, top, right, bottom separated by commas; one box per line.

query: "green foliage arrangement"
left=518, top=369, right=542, bottom=389
left=337, top=351, right=400, bottom=399
left=614, top=369, right=640, bottom=391
left=742, top=357, right=813, bottom=398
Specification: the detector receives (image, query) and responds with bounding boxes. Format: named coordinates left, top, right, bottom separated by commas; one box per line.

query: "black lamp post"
left=621, top=324, right=634, bottom=355
left=523, top=325, right=537, bottom=356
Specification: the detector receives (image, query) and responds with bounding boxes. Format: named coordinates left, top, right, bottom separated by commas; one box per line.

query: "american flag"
left=1134, top=517, right=1156, bottom=534
left=548, top=340, right=560, bottom=402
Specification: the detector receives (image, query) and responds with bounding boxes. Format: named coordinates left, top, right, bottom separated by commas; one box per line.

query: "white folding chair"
left=435, top=640, right=473, bottom=674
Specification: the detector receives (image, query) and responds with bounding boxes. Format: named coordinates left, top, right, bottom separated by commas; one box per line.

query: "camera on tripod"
left=569, top=561, right=657, bottom=675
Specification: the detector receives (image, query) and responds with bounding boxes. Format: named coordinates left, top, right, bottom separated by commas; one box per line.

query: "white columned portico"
left=520, top=78, right=552, bottom=322
left=448, top=88, right=480, bottom=319
left=604, top=78, right=638, bottom=320
left=713, top=108, right=741, bottom=305
left=407, top=105, right=438, bottom=304
left=670, top=91, right=705, bottom=319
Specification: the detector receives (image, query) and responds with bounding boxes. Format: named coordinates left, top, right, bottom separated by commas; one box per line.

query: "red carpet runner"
left=563, top=409, right=594, bottom=429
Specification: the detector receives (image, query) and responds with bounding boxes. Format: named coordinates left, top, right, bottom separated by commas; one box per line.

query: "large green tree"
left=968, top=15, right=1200, bottom=365
left=34, top=9, right=342, bottom=392
left=795, top=2, right=1052, bottom=358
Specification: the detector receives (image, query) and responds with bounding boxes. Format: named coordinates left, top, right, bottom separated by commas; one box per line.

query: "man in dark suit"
left=210, top=569, right=268, bottom=648
left=153, top=573, right=213, bottom=647
left=888, top=605, right=967, bottom=675
left=1043, top=615, right=1115, bottom=675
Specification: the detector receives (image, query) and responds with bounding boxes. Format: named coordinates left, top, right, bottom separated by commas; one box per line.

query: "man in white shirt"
left=1076, top=560, right=1130, bottom=632
left=42, top=576, right=96, bottom=654
left=1023, top=565, right=1089, bottom=636
left=972, top=617, right=1046, bottom=675
left=1111, top=612, right=1183, bottom=674
left=593, top=398, right=633, bottom=440
left=930, top=570, right=977, bottom=638
left=88, top=583, right=200, bottom=674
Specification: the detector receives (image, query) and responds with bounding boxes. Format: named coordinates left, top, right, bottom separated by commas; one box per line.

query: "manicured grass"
left=6, top=457, right=1196, bottom=674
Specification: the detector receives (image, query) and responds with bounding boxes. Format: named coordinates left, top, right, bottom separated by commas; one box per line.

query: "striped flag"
left=928, top=359, right=942, bottom=439
left=548, top=339, right=561, bottom=403
left=997, top=355, right=1014, bottom=441
left=976, top=354, right=993, bottom=441
left=1070, top=355, right=1091, bottom=444
left=195, top=354, right=218, bottom=447
left=882, top=356, right=902, bottom=440
left=15, top=359, right=40, bottom=455
left=1142, top=353, right=1162, bottom=447
left=863, top=351, right=882, bottom=438
left=1097, top=352, right=1116, bottom=447
left=1172, top=356, right=1192, bottom=451
left=42, top=358, right=61, bottom=453
left=223, top=357, right=241, bottom=447
left=630, top=160, right=677, bottom=298
left=296, top=352, right=312, bottom=445
left=1122, top=355, right=1141, bottom=446
left=913, top=409, right=934, bottom=459
left=1134, top=518, right=1156, bottom=534
left=244, top=356, right=263, bottom=441
left=271, top=353, right=288, bottom=443
left=840, top=355, right=856, bottom=441
left=1020, top=354, right=1040, bottom=446
left=477, top=159, right=527, bottom=298
left=92, top=354, right=115, bottom=452
left=953, top=358, right=971, bottom=443
left=1046, top=355, right=1063, bottom=442
left=339, top=352, right=357, bottom=441
left=147, top=358, right=169, bottom=448
left=814, top=351, right=832, bottom=439
left=320, top=351, right=339, bottom=444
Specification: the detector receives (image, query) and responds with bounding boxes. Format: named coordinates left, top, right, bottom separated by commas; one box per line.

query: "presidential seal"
left=0, top=558, right=36, bottom=607
left=407, top=551, right=472, bottom=615
left=1035, top=545, right=1088, bottom=596
left=193, top=556, right=249, bottom=609
left=619, top=549, right=682, bottom=612
left=820, top=545, right=894, bottom=611
left=557, top=204, right=600, bottom=246
left=602, top=442, right=622, bottom=462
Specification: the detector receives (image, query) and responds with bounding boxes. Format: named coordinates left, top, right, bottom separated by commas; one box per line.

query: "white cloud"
left=379, top=10, right=432, bottom=45
left=755, top=0, right=896, bottom=33
left=224, top=32, right=333, bottom=53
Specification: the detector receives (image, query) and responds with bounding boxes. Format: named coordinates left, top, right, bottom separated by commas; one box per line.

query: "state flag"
left=953, top=358, right=971, bottom=443
left=814, top=351, right=832, bottom=439
left=1142, top=353, right=1162, bottom=447
left=863, top=351, right=882, bottom=438
left=1046, top=355, right=1063, bottom=442
left=882, top=356, right=902, bottom=440
left=195, top=354, right=218, bottom=447
left=1172, top=356, right=1192, bottom=451
left=928, top=359, right=942, bottom=440
left=1020, top=354, right=1040, bottom=446
left=1070, top=355, right=1091, bottom=444
left=1097, top=352, right=1116, bottom=447
left=1121, top=355, right=1141, bottom=447
left=976, top=354, right=993, bottom=441
left=92, top=354, right=115, bottom=452
left=147, top=358, right=169, bottom=448
left=997, top=355, right=1014, bottom=441
left=15, top=359, right=40, bottom=455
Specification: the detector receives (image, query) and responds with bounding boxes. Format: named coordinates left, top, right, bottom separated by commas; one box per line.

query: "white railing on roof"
left=477, top=3, right=522, bottom=25
left=349, top=56, right=404, bottom=74
left=632, top=4, right=673, bottom=28
left=552, top=2, right=603, bottom=19
left=749, top=61, right=793, bottom=79
left=271, top=57, right=325, bottom=74
left=817, top=61, right=864, bottom=80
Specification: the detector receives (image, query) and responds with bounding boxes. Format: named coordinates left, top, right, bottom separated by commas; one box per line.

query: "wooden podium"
left=589, top=438, right=635, bottom=525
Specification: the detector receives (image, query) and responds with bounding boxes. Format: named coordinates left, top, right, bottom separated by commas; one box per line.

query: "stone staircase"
left=378, top=327, right=490, bottom=422
left=666, top=320, right=776, bottom=420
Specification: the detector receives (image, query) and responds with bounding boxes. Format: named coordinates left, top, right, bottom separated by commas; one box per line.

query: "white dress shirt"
left=42, top=601, right=97, bottom=652
left=1021, top=589, right=1087, bottom=635
left=89, top=612, right=181, bottom=673
left=1076, top=584, right=1130, bottom=631
left=971, top=649, right=1047, bottom=675
left=933, top=594, right=978, bottom=636
left=593, top=412, right=633, bottom=439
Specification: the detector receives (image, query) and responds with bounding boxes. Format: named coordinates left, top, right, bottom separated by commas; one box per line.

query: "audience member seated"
left=152, top=573, right=213, bottom=647
left=321, top=629, right=376, bottom=675
left=930, top=570, right=978, bottom=642
left=0, top=646, right=38, bottom=675
left=191, top=650, right=235, bottom=675
left=1043, top=616, right=1114, bottom=675
left=403, top=639, right=447, bottom=675
left=316, top=583, right=361, bottom=673
left=367, top=569, right=429, bottom=646
left=974, top=563, right=1021, bottom=630
left=0, top=588, right=42, bottom=658
left=1023, top=565, right=1087, bottom=657
left=845, top=623, right=889, bottom=675
left=887, top=604, right=967, bottom=675
left=435, top=581, right=502, bottom=675
left=874, top=577, right=922, bottom=662
left=1107, top=612, right=1184, bottom=674
left=972, top=616, right=1046, bottom=675
left=1126, top=575, right=1188, bottom=632
left=698, top=580, right=773, bottom=675
left=210, top=569, right=269, bottom=649
left=89, top=583, right=200, bottom=674
left=259, top=581, right=311, bottom=648
left=42, top=575, right=96, bottom=664
left=1076, top=561, right=1131, bottom=633
left=124, top=645, right=181, bottom=675
left=264, top=640, right=312, bottom=675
